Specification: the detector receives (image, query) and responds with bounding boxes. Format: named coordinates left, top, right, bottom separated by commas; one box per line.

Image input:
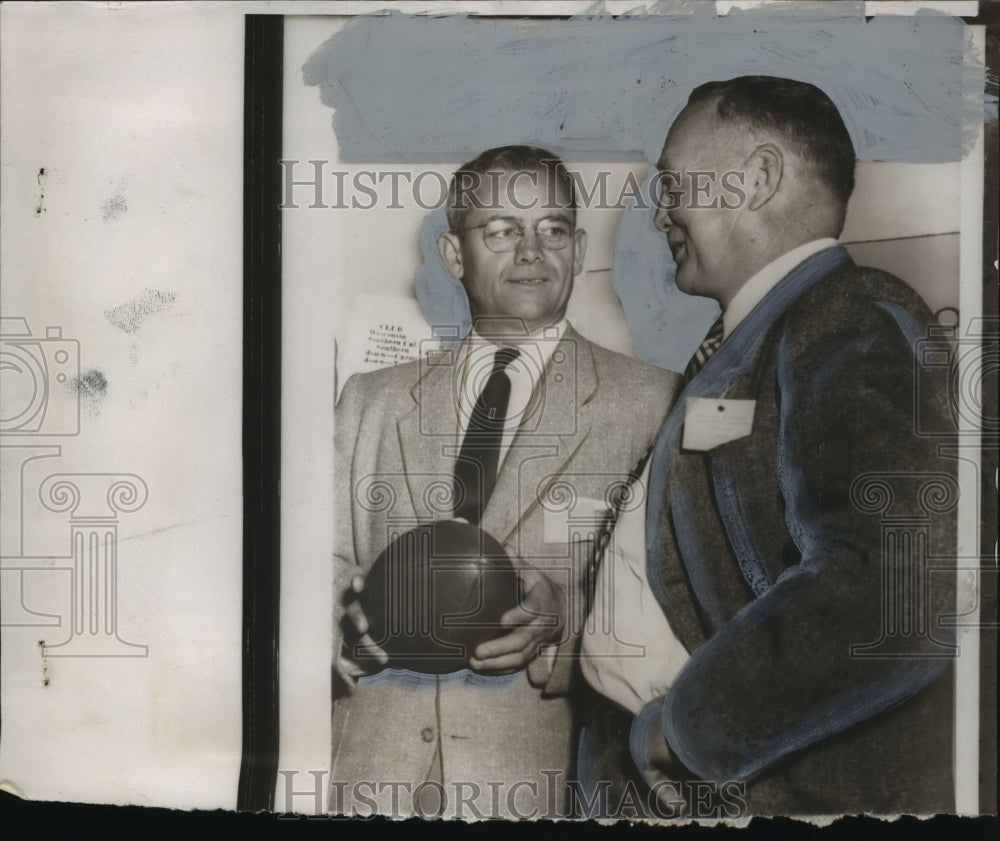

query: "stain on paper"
left=36, top=167, right=46, bottom=216
left=101, top=178, right=129, bottom=221
left=71, top=369, right=109, bottom=416
left=38, top=640, right=50, bottom=687
left=104, top=289, right=177, bottom=334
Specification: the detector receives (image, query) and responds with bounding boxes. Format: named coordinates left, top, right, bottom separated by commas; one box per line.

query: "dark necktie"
left=683, top=316, right=725, bottom=380
left=453, top=346, right=521, bottom=525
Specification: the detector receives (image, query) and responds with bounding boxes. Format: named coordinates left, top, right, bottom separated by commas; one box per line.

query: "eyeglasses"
left=462, top=217, right=574, bottom=253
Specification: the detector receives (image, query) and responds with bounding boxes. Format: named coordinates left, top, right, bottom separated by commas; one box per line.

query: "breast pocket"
left=681, top=397, right=756, bottom=452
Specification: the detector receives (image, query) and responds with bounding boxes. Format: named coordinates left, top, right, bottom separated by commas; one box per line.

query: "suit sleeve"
left=654, top=295, right=957, bottom=783
left=332, top=375, right=366, bottom=657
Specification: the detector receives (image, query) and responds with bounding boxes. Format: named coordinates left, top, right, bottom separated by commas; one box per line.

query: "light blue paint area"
left=357, top=668, right=440, bottom=690
left=628, top=697, right=664, bottom=773
left=357, top=666, right=526, bottom=691
left=712, top=460, right=773, bottom=598
left=414, top=206, right=472, bottom=346
left=303, top=5, right=989, bottom=166
left=611, top=168, right=719, bottom=371
left=319, top=4, right=987, bottom=365
left=875, top=300, right=934, bottom=369
left=669, top=479, right=731, bottom=630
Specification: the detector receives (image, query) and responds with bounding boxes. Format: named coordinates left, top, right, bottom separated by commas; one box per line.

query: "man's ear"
left=746, top=143, right=783, bottom=211
left=437, top=231, right=464, bottom=280
left=571, top=228, right=588, bottom=276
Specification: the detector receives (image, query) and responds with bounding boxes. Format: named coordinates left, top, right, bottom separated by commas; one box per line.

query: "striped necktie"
left=684, top=316, right=725, bottom=381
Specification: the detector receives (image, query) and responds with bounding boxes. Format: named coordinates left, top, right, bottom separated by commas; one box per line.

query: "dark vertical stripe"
left=977, top=11, right=998, bottom=814
left=239, top=14, right=282, bottom=812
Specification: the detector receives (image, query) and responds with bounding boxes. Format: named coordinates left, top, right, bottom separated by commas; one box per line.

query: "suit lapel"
left=396, top=349, right=461, bottom=520
left=479, top=327, right=597, bottom=546
left=646, top=246, right=853, bottom=650
left=688, top=245, right=852, bottom=399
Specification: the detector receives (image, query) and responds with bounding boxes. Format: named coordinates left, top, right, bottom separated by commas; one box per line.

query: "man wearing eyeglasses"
left=331, top=146, right=680, bottom=818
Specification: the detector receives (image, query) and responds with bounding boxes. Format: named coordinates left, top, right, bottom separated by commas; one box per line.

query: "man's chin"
left=673, top=269, right=696, bottom=296
left=474, top=313, right=557, bottom=337
left=499, top=304, right=561, bottom=332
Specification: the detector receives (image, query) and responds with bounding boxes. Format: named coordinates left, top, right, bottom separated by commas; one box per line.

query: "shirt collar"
left=467, top=319, right=568, bottom=381
left=722, top=238, right=838, bottom=339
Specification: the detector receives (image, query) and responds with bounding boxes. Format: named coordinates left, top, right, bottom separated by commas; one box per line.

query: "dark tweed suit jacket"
left=637, top=246, right=957, bottom=816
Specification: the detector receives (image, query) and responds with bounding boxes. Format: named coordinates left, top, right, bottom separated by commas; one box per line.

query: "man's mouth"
left=508, top=277, right=549, bottom=285
left=669, top=240, right=687, bottom=263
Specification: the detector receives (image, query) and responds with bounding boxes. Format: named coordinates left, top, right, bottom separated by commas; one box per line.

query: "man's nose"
left=653, top=204, right=673, bottom=234
left=514, top=228, right=543, bottom=261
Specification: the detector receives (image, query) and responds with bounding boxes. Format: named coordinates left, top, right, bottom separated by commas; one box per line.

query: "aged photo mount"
left=0, top=0, right=995, bottom=833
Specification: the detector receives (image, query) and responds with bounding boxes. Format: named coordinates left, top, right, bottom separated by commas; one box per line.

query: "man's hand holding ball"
left=340, top=520, right=563, bottom=679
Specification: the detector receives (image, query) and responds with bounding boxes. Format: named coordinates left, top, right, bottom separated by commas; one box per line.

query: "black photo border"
left=239, top=12, right=284, bottom=814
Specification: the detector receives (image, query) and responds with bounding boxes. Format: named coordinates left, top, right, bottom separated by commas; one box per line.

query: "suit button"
left=421, top=727, right=435, bottom=743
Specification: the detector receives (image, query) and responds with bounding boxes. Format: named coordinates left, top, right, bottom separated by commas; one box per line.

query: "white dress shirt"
left=722, top=238, right=838, bottom=339
left=455, top=320, right=567, bottom=469
left=581, top=239, right=838, bottom=714
left=580, top=458, right=687, bottom=714
left=454, top=321, right=568, bottom=675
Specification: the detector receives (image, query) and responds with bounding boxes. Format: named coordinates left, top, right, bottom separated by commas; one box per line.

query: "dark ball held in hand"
left=360, top=520, right=521, bottom=674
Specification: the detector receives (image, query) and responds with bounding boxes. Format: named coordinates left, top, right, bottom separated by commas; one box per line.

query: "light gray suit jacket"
left=332, top=325, right=678, bottom=804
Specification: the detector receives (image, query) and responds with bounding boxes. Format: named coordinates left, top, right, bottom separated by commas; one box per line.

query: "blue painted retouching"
left=304, top=7, right=980, bottom=165
left=304, top=5, right=988, bottom=367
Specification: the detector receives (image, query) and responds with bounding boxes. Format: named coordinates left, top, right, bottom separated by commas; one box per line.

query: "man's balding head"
left=655, top=76, right=856, bottom=306
left=687, top=76, right=856, bottom=208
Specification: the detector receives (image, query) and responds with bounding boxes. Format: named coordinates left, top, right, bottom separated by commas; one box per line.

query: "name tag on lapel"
left=682, top=397, right=756, bottom=451
left=543, top=497, right=609, bottom=544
